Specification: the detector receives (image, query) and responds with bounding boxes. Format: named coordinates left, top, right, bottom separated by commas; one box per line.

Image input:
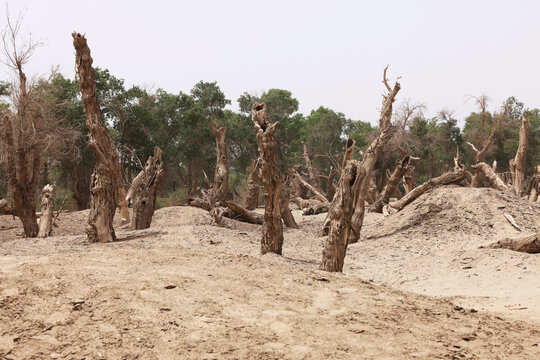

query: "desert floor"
left=1, top=186, right=539, bottom=359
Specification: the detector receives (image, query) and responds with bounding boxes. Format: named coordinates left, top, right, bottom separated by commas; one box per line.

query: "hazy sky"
left=2, top=0, right=539, bottom=125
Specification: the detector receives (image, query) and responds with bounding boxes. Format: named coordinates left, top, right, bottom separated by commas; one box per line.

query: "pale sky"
left=2, top=0, right=539, bottom=125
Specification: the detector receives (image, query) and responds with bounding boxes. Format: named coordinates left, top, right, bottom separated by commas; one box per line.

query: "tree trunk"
left=2, top=115, right=39, bottom=237
left=71, top=158, right=91, bottom=210
left=509, top=116, right=530, bottom=196
left=468, top=128, right=496, bottom=187
left=302, top=141, right=322, bottom=192
left=348, top=67, right=400, bottom=244
left=38, top=184, right=56, bottom=237
left=325, top=166, right=336, bottom=202
left=207, top=123, right=229, bottom=204
left=525, top=165, right=540, bottom=202
left=131, top=147, right=164, bottom=230
left=384, top=170, right=467, bottom=213
left=0, top=199, right=16, bottom=216
left=221, top=200, right=263, bottom=224
left=73, top=32, right=126, bottom=241
left=471, top=162, right=510, bottom=192
left=484, top=232, right=540, bottom=253
left=279, top=186, right=298, bottom=228
left=320, top=160, right=365, bottom=272
left=244, top=158, right=261, bottom=210
left=252, top=103, right=285, bottom=255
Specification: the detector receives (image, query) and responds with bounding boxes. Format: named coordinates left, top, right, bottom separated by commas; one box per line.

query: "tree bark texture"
left=131, top=147, right=164, bottom=230
left=244, top=158, right=261, bottom=210
left=509, top=116, right=530, bottom=196
left=325, top=166, right=336, bottom=202
left=484, top=232, right=540, bottom=253
left=73, top=32, right=127, bottom=241
left=320, top=160, right=365, bottom=272
left=302, top=141, right=322, bottom=193
left=37, top=183, right=56, bottom=237
left=252, top=103, right=286, bottom=255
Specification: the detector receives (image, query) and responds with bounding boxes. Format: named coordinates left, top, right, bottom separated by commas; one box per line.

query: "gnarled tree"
left=509, top=116, right=530, bottom=196
left=131, top=147, right=164, bottom=230
left=73, top=32, right=129, bottom=242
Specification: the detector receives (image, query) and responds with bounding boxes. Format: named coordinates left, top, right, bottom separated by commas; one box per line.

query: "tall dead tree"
left=301, top=141, right=322, bottom=192
left=348, top=67, right=400, bottom=244
left=73, top=32, right=129, bottom=242
left=467, top=127, right=497, bottom=187
left=37, top=183, right=56, bottom=237
left=252, top=103, right=293, bottom=254
left=470, top=162, right=510, bottom=192
left=207, top=123, right=229, bottom=203
left=320, top=160, right=364, bottom=272
left=131, top=147, right=164, bottom=230
left=509, top=116, right=530, bottom=196
left=244, top=158, right=261, bottom=210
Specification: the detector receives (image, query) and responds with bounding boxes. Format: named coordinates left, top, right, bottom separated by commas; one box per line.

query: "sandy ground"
left=0, top=187, right=539, bottom=359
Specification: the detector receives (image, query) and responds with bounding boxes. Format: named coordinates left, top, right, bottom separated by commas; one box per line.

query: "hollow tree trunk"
left=244, top=158, right=261, bottom=210
left=509, top=116, right=530, bottom=196
left=348, top=67, right=400, bottom=244
left=131, top=147, right=164, bottom=230
left=320, top=160, right=365, bottom=272
left=302, top=141, right=322, bottom=192
left=38, top=184, right=56, bottom=237
left=484, top=232, right=540, bottom=253
left=73, top=32, right=128, bottom=241
left=207, top=123, right=229, bottom=204
left=252, top=103, right=286, bottom=255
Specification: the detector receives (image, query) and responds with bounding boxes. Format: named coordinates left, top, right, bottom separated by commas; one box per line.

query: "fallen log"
left=384, top=170, right=466, bottom=214
left=483, top=232, right=540, bottom=253
left=471, top=162, right=510, bottom=192
left=188, top=197, right=263, bottom=225
left=290, top=168, right=328, bottom=204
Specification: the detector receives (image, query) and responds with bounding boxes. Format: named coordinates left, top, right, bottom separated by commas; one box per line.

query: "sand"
left=1, top=186, right=539, bottom=359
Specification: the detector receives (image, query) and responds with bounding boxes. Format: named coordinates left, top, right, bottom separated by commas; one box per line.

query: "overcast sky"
left=2, top=0, right=539, bottom=125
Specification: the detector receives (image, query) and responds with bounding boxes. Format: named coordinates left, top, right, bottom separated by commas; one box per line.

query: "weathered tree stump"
left=252, top=103, right=289, bottom=255
left=321, top=160, right=365, bottom=272
left=73, top=32, right=128, bottom=242
left=38, top=184, right=56, bottom=237
left=207, top=123, right=229, bottom=204
left=471, top=162, right=509, bottom=192
left=302, top=141, right=322, bottom=193
left=509, top=116, right=530, bottom=196
left=131, top=147, right=164, bottom=230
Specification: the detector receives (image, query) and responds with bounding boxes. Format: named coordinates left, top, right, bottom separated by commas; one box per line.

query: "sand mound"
left=363, top=186, right=540, bottom=241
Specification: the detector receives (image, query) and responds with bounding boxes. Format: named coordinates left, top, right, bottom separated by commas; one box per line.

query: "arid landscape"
left=1, top=186, right=539, bottom=359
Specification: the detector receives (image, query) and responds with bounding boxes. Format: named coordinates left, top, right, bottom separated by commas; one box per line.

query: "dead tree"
left=244, top=158, right=261, bottom=210
left=484, top=232, right=540, bottom=254
left=252, top=103, right=289, bottom=254
left=370, top=155, right=418, bottom=213
left=207, top=123, right=229, bottom=203
left=325, top=166, right=336, bottom=201
left=470, top=162, right=510, bottom=192
left=301, top=141, right=322, bottom=192
left=320, top=160, right=365, bottom=272
left=509, top=116, right=530, bottom=196
left=188, top=197, right=264, bottom=224
left=525, top=165, right=540, bottom=202
left=131, top=147, right=164, bottom=230
left=73, top=32, right=129, bottom=242
left=289, top=168, right=328, bottom=203
left=467, top=127, right=497, bottom=187
left=348, top=67, right=400, bottom=244
left=37, top=183, right=56, bottom=237
left=0, top=198, right=16, bottom=216
left=384, top=169, right=467, bottom=214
